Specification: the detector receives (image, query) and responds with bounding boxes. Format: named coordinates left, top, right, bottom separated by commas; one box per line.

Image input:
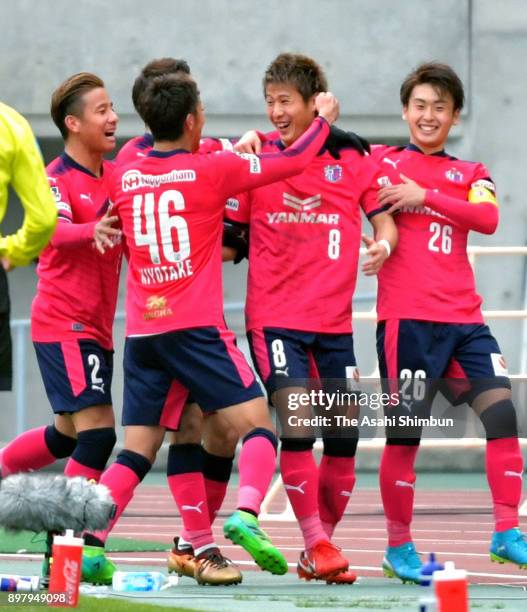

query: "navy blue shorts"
left=123, top=326, right=263, bottom=429
left=377, top=320, right=510, bottom=411
left=34, top=339, right=113, bottom=413
left=247, top=327, right=358, bottom=399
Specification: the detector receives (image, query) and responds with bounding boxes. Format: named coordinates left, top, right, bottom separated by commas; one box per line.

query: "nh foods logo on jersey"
left=122, top=169, right=196, bottom=191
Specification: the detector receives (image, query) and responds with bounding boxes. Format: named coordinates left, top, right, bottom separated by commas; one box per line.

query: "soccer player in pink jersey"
left=81, top=70, right=340, bottom=584
left=115, top=58, right=245, bottom=584
left=227, top=53, right=397, bottom=583
left=370, top=62, right=527, bottom=582
left=0, top=73, right=122, bottom=582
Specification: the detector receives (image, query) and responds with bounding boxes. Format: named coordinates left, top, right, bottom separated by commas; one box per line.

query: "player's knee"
left=204, top=426, right=239, bottom=456
left=479, top=399, right=518, bottom=440
left=44, top=425, right=77, bottom=459
left=322, top=436, right=358, bottom=457
left=71, top=427, right=117, bottom=470
left=280, top=437, right=316, bottom=452
left=167, top=443, right=203, bottom=476
left=116, top=449, right=152, bottom=481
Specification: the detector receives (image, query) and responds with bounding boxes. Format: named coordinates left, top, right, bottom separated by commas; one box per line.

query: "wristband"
left=378, top=239, right=391, bottom=257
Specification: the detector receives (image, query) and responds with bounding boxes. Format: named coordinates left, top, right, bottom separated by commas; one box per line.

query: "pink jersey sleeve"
left=356, top=154, right=388, bottom=218
left=48, top=175, right=97, bottom=248
left=207, top=117, right=330, bottom=199
left=424, top=162, right=499, bottom=234
left=224, top=192, right=250, bottom=224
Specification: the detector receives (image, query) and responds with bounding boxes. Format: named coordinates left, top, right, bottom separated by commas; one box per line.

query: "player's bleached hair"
left=50, top=72, right=105, bottom=140
left=140, top=73, right=199, bottom=142
left=132, top=57, right=191, bottom=119
left=400, top=62, right=465, bottom=111
left=263, top=53, right=328, bottom=102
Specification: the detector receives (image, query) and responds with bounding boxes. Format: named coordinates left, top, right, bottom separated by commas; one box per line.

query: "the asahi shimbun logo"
left=122, top=169, right=196, bottom=191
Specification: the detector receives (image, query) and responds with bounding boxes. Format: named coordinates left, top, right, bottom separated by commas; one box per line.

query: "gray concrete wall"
left=1, top=1, right=526, bottom=462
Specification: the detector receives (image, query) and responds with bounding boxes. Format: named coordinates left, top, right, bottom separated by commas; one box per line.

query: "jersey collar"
left=274, top=138, right=325, bottom=156
left=60, top=152, right=102, bottom=178
left=405, top=143, right=452, bottom=158
left=147, top=148, right=190, bottom=158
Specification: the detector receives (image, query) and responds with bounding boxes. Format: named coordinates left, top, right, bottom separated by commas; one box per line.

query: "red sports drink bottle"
left=48, top=530, right=84, bottom=607
left=433, top=561, right=468, bottom=612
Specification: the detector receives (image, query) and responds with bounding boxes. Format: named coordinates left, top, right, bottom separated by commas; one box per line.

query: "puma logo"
left=284, top=480, right=307, bottom=494
left=340, top=490, right=353, bottom=497
left=395, top=480, right=415, bottom=490
left=504, top=470, right=523, bottom=479
left=181, top=501, right=205, bottom=513
left=383, top=157, right=401, bottom=169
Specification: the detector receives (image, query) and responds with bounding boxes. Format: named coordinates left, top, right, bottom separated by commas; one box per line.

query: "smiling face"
left=403, top=83, right=460, bottom=154
left=265, top=83, right=316, bottom=147
left=66, top=87, right=118, bottom=153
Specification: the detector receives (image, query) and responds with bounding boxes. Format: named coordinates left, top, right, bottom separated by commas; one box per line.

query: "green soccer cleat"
left=81, top=545, right=116, bottom=585
left=223, top=510, right=288, bottom=575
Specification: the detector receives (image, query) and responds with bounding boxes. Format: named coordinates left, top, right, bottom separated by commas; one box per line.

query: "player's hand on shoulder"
left=378, top=173, right=426, bottom=213
left=315, top=92, right=339, bottom=125
left=234, top=131, right=262, bottom=155
left=94, top=211, right=122, bottom=254
left=361, top=234, right=390, bottom=276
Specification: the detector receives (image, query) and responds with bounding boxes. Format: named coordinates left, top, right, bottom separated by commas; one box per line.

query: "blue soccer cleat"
left=490, top=528, right=527, bottom=569
left=382, top=542, right=423, bottom=584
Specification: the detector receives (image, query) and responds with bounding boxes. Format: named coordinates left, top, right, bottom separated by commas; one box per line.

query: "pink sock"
left=205, top=479, right=229, bottom=524
left=237, top=434, right=276, bottom=514
left=486, top=437, right=523, bottom=532
left=1, top=426, right=56, bottom=476
left=89, top=463, right=141, bottom=543
left=168, top=473, right=214, bottom=550
left=64, top=458, right=103, bottom=482
left=318, top=455, right=356, bottom=538
left=280, top=449, right=327, bottom=546
left=380, top=444, right=419, bottom=547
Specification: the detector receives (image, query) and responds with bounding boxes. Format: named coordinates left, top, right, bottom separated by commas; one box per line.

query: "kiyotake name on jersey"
left=122, top=169, right=196, bottom=191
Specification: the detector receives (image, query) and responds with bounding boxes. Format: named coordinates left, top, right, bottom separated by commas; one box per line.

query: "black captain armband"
left=223, top=220, right=249, bottom=263
left=324, top=126, right=371, bottom=160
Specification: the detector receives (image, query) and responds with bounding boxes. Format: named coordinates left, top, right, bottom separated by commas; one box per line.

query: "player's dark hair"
left=263, top=53, right=328, bottom=102
left=139, top=73, right=199, bottom=142
left=50, top=72, right=105, bottom=140
left=132, top=57, right=191, bottom=119
left=400, top=62, right=465, bottom=111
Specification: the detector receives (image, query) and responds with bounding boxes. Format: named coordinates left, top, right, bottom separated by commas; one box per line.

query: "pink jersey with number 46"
left=110, top=117, right=330, bottom=337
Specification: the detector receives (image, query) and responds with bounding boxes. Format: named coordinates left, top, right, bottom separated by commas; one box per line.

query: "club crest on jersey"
left=324, top=164, right=342, bottom=183
left=446, top=168, right=464, bottom=183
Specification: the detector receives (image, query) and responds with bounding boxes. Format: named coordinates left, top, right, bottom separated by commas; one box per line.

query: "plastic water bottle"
left=433, top=561, right=468, bottom=612
left=419, top=552, right=444, bottom=587
left=112, top=571, right=178, bottom=592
